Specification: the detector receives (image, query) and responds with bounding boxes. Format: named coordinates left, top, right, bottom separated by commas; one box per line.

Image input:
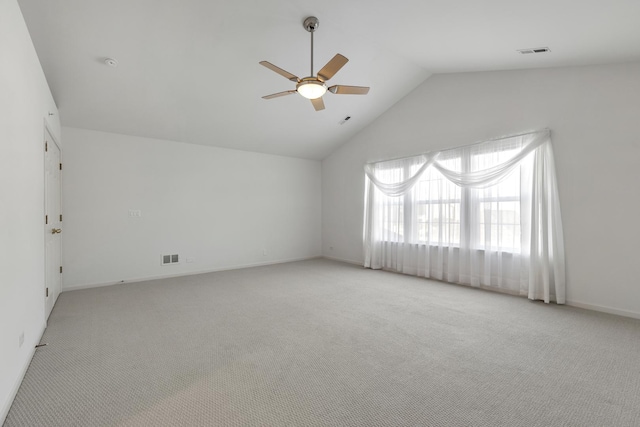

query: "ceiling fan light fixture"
left=296, top=80, right=327, bottom=99
left=259, top=16, right=369, bottom=111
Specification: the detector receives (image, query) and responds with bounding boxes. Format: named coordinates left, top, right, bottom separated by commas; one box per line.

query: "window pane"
left=413, top=166, right=461, bottom=245
left=371, top=143, right=525, bottom=254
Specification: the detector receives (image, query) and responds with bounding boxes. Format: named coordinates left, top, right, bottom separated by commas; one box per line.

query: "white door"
left=44, top=128, right=62, bottom=320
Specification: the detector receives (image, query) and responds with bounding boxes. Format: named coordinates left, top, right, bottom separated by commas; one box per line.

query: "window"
left=413, top=166, right=461, bottom=246
left=363, top=130, right=565, bottom=303
left=471, top=145, right=523, bottom=253
left=375, top=147, right=524, bottom=253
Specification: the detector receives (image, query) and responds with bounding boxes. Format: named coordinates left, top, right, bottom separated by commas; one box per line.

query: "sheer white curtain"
left=363, top=130, right=565, bottom=303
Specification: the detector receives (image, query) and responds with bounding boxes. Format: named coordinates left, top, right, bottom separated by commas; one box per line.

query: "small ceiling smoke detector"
left=517, top=47, right=550, bottom=55
left=104, top=58, right=119, bottom=67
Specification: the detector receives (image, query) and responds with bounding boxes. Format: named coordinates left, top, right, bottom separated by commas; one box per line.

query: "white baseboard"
left=566, top=299, right=640, bottom=320
left=320, top=258, right=640, bottom=321
left=1, top=321, right=46, bottom=425
left=322, top=255, right=364, bottom=266
left=63, top=256, right=323, bottom=292
left=63, top=257, right=640, bottom=319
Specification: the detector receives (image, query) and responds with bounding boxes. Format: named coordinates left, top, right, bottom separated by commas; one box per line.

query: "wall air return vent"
left=518, top=47, right=550, bottom=54
left=161, top=254, right=180, bottom=265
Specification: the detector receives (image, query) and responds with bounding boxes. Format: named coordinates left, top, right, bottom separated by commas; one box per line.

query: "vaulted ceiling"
left=18, top=0, right=640, bottom=159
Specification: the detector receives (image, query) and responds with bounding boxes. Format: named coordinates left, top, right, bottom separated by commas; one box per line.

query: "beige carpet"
left=4, top=259, right=640, bottom=426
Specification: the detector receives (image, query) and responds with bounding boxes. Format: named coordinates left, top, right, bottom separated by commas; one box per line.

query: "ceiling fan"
left=260, top=16, right=370, bottom=111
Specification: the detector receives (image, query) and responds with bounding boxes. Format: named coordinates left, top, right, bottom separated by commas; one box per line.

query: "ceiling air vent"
left=517, top=47, right=550, bottom=55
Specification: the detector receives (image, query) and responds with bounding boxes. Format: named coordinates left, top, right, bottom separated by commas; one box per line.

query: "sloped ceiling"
left=18, top=0, right=640, bottom=159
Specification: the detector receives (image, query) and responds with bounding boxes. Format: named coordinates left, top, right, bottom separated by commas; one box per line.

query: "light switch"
left=128, top=209, right=142, bottom=217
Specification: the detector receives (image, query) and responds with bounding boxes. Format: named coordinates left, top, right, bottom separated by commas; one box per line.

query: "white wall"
left=322, top=62, right=640, bottom=319
left=0, top=0, right=61, bottom=422
left=62, top=127, right=321, bottom=289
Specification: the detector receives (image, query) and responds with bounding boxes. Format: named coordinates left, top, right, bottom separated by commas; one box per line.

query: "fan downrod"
left=303, top=16, right=319, bottom=32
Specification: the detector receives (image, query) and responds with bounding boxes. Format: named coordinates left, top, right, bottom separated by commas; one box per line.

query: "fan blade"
left=311, top=97, right=325, bottom=111
left=262, top=90, right=297, bottom=99
left=317, top=54, right=348, bottom=82
left=259, top=61, right=300, bottom=82
left=328, top=85, right=370, bottom=95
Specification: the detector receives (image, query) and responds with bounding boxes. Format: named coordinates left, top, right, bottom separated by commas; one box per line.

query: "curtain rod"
left=365, top=128, right=550, bottom=165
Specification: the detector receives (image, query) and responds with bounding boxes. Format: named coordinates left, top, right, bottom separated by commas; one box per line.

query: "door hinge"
left=59, top=163, right=62, bottom=170
left=59, top=266, right=63, bottom=274
left=46, top=287, right=49, bottom=297
left=45, top=141, right=48, bottom=152
left=60, top=214, right=63, bottom=222
left=45, top=215, right=48, bottom=224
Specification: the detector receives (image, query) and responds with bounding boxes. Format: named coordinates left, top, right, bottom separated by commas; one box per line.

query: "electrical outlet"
left=262, top=248, right=267, bottom=256
left=186, top=258, right=194, bottom=263
left=19, top=332, right=24, bottom=348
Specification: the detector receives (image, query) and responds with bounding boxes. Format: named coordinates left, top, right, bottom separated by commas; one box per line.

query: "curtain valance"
left=364, top=130, right=549, bottom=195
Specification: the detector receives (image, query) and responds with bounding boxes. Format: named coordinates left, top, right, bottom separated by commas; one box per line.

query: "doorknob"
left=51, top=228, right=62, bottom=234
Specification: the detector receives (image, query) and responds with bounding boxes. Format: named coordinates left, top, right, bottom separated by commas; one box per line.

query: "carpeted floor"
left=4, top=258, right=640, bottom=426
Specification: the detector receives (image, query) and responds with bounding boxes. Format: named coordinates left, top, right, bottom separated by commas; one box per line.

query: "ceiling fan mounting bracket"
left=303, top=16, right=319, bottom=32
